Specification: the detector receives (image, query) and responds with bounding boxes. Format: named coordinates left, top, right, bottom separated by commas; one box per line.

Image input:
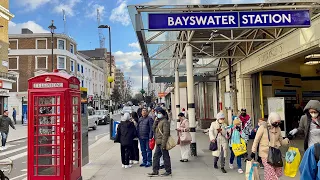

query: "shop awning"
left=128, top=0, right=320, bottom=82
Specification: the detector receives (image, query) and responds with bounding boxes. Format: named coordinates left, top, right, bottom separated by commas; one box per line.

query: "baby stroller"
left=0, top=155, right=13, bottom=180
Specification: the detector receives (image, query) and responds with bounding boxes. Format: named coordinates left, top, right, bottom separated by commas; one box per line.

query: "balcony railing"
left=0, top=72, right=16, bottom=81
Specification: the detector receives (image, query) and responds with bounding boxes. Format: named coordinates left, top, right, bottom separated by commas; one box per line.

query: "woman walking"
left=209, top=112, right=228, bottom=173
left=177, top=113, right=191, bottom=162
left=115, top=113, right=137, bottom=169
left=251, top=112, right=290, bottom=180
left=130, top=112, right=140, bottom=164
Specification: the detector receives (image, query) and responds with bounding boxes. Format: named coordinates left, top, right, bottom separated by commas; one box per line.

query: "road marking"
left=10, top=173, right=27, bottom=180
left=0, top=151, right=27, bottom=161
left=21, top=169, right=27, bottom=172
left=95, top=133, right=109, bottom=140
left=0, top=146, right=26, bottom=157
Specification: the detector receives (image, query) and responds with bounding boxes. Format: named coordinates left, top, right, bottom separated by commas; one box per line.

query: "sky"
left=9, top=0, right=150, bottom=94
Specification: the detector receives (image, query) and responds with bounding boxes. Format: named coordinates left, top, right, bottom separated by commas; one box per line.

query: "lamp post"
left=140, top=53, right=145, bottom=100
left=48, top=20, right=56, bottom=72
left=98, top=25, right=114, bottom=140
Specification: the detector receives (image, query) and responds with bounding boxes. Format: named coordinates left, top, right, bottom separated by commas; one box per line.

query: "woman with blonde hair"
left=251, top=112, right=289, bottom=180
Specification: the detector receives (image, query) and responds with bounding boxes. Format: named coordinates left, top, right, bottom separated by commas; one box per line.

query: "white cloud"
left=9, top=21, right=49, bottom=34
left=54, top=0, right=81, bottom=17
left=85, top=3, right=105, bottom=20
left=16, top=0, right=51, bottom=10
left=128, top=42, right=140, bottom=50
left=109, top=0, right=131, bottom=26
left=113, top=51, right=141, bottom=62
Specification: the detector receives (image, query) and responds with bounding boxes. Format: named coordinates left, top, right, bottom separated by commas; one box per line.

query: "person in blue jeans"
left=228, top=118, right=245, bottom=174
left=137, top=108, right=154, bottom=167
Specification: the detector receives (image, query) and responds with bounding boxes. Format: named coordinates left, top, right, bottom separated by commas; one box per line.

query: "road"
left=5, top=113, right=122, bottom=180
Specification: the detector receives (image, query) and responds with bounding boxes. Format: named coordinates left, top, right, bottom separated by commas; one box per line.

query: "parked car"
left=95, top=110, right=110, bottom=125
left=121, top=106, right=134, bottom=115
left=88, top=107, right=98, bottom=130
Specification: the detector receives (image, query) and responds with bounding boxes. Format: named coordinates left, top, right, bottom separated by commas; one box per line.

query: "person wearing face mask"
left=251, top=112, right=290, bottom=180
left=239, top=108, right=252, bottom=143
left=289, top=100, right=320, bottom=151
left=209, top=112, right=228, bottom=173
left=148, top=109, right=172, bottom=177
left=228, top=118, right=246, bottom=174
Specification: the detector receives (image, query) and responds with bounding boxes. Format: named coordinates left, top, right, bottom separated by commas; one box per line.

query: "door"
left=29, top=93, right=65, bottom=180
left=70, top=95, right=81, bottom=180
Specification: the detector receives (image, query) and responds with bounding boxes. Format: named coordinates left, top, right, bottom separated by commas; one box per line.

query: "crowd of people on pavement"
left=114, top=100, right=320, bottom=179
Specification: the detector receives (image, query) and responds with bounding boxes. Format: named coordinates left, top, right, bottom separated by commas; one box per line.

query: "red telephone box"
left=27, top=72, right=82, bottom=180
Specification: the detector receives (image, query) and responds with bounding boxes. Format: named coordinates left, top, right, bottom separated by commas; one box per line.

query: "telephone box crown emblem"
left=45, top=77, right=51, bottom=82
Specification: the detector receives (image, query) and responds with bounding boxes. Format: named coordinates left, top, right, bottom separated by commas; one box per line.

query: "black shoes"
left=160, top=165, right=164, bottom=169
left=180, top=159, right=189, bottom=162
left=148, top=172, right=159, bottom=177
left=221, top=168, right=227, bottom=173
left=214, top=164, right=218, bottom=169
left=161, top=172, right=172, bottom=176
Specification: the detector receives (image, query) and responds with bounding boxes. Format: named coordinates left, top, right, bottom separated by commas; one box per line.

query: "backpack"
left=315, top=143, right=320, bottom=163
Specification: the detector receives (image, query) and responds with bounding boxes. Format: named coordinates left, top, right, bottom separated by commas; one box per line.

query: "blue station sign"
left=148, top=10, right=310, bottom=30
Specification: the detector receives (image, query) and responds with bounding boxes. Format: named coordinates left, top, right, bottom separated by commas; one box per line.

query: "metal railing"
left=0, top=72, right=16, bottom=81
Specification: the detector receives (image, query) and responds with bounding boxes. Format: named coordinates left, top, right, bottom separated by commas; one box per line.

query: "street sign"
left=112, top=120, right=120, bottom=139
left=148, top=10, right=310, bottom=30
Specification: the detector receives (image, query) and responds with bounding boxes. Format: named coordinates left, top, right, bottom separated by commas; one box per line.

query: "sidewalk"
left=8, top=124, right=27, bottom=142
left=82, top=130, right=302, bottom=180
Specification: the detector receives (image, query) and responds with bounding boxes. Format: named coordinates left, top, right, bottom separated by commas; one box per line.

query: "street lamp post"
left=48, top=20, right=56, bottom=72
left=98, top=25, right=114, bottom=140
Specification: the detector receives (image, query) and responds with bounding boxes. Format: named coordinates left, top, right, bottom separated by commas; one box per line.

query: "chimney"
left=21, top=28, right=33, bottom=34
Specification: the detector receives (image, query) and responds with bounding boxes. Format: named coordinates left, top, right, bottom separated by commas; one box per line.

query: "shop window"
left=57, top=56, right=66, bottom=70
left=9, top=39, right=18, bottom=49
left=36, top=38, right=47, bottom=49
left=35, top=56, right=48, bottom=69
left=57, top=39, right=66, bottom=50
left=8, top=57, right=19, bottom=70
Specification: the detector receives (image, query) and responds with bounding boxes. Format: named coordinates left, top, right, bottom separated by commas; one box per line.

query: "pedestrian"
left=209, top=112, right=228, bottom=173
left=130, top=112, right=140, bottom=164
left=114, top=113, right=136, bottom=169
left=176, top=112, right=191, bottom=162
left=154, top=107, right=165, bottom=169
left=148, top=109, right=172, bottom=177
left=0, top=110, right=16, bottom=150
left=239, top=108, right=252, bottom=143
left=251, top=112, right=290, bottom=180
left=137, top=104, right=143, bottom=118
left=249, top=118, right=267, bottom=168
left=137, top=108, right=154, bottom=167
left=182, top=108, right=187, bottom=118
left=149, top=108, right=156, bottom=120
left=299, top=143, right=320, bottom=179
left=12, top=108, right=16, bottom=125
left=289, top=100, right=320, bottom=151
left=228, top=118, right=245, bottom=174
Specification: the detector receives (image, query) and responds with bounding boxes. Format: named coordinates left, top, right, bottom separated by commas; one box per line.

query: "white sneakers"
left=229, top=164, right=234, bottom=169
left=238, top=169, right=243, bottom=174
left=0, top=146, right=6, bottom=151
left=124, top=165, right=132, bottom=169
left=132, top=161, right=139, bottom=165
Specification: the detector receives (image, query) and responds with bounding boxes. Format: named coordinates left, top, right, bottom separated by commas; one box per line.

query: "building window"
left=70, top=43, right=74, bottom=54
left=36, top=38, right=47, bottom=49
left=57, top=56, right=66, bottom=69
left=85, top=68, right=87, bottom=76
left=35, top=56, right=48, bottom=69
left=70, top=60, right=75, bottom=72
left=81, top=80, right=84, bottom=87
left=9, top=39, right=18, bottom=50
left=77, top=63, right=80, bottom=71
left=8, top=57, right=19, bottom=70
left=81, top=65, right=84, bottom=73
left=57, top=39, right=66, bottom=50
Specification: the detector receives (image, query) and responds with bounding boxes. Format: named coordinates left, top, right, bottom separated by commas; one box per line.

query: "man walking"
left=12, top=108, right=16, bottom=124
left=137, top=108, right=154, bottom=167
left=0, top=110, right=16, bottom=150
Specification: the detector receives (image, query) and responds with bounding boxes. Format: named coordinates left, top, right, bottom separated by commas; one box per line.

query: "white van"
left=87, top=107, right=98, bottom=130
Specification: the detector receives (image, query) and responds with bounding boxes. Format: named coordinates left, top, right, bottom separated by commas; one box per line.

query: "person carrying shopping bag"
left=209, top=112, right=228, bottom=173
left=228, top=118, right=246, bottom=174
left=176, top=113, right=192, bottom=162
left=251, top=112, right=290, bottom=180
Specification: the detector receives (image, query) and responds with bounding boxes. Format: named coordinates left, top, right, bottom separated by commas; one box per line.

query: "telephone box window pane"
left=73, top=115, right=78, bottom=123
left=38, top=156, right=57, bottom=165
left=73, top=106, right=78, bottom=114
left=38, top=167, right=55, bottom=175
left=73, top=97, right=78, bottom=105
left=38, top=127, right=53, bottom=135
left=39, top=116, right=56, bottom=125
left=39, top=97, right=56, bottom=105
left=57, top=96, right=60, bottom=105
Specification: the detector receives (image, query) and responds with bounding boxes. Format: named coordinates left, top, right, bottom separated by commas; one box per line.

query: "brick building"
left=8, top=29, right=106, bottom=121
left=0, top=0, right=16, bottom=114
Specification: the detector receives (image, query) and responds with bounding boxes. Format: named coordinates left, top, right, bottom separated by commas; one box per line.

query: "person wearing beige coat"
left=209, top=112, right=228, bottom=173
left=251, top=112, right=289, bottom=180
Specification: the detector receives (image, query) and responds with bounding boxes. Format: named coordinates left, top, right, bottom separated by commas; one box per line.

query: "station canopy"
left=128, top=0, right=320, bottom=82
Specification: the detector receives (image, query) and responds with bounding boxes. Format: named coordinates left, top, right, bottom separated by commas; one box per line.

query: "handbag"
left=266, top=128, right=283, bottom=167
left=180, top=131, right=192, bottom=143
left=232, top=138, right=247, bottom=156
left=149, top=138, right=155, bottom=150
left=284, top=147, right=301, bottom=177
left=158, top=127, right=176, bottom=150
left=209, top=134, right=218, bottom=151
left=245, top=160, right=260, bottom=180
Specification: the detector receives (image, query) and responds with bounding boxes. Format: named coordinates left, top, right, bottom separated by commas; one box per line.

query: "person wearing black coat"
left=115, top=113, right=137, bottom=168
